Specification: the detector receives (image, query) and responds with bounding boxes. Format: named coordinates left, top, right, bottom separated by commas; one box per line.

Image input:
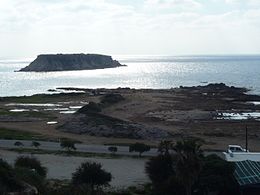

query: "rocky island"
left=19, top=54, right=124, bottom=72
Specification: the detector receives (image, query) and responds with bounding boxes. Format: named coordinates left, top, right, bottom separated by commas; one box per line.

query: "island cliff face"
left=19, top=54, right=124, bottom=72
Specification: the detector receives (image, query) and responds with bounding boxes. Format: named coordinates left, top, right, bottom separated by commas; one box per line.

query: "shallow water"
left=6, top=103, right=62, bottom=107
left=9, top=109, right=30, bottom=112
left=69, top=106, right=83, bottom=109
left=44, top=108, right=70, bottom=111
left=247, top=101, right=260, bottom=105
left=47, top=121, right=58, bottom=125
left=1, top=55, right=260, bottom=96
left=216, top=112, right=260, bottom=120
left=59, top=110, right=77, bottom=114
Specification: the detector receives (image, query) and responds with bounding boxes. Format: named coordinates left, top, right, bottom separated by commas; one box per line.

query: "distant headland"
left=19, top=54, right=125, bottom=72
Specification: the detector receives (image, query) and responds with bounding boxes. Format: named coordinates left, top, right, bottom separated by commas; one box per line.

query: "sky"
left=0, top=0, right=260, bottom=58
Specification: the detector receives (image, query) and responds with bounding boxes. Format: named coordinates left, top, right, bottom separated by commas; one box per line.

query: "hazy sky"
left=1, top=0, right=260, bottom=58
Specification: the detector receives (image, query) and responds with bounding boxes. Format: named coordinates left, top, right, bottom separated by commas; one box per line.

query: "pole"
left=246, top=125, right=248, bottom=152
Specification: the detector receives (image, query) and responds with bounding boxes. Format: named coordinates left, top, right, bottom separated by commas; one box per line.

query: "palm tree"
left=173, top=139, right=203, bottom=195
left=72, top=161, right=111, bottom=192
left=158, top=140, right=173, bottom=155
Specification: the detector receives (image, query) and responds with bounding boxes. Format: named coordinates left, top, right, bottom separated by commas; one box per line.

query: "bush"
left=14, top=141, right=23, bottom=147
left=14, top=156, right=47, bottom=178
left=72, top=161, right=112, bottom=191
left=158, top=140, right=173, bottom=155
left=31, top=141, right=41, bottom=148
left=60, top=139, right=77, bottom=151
left=108, top=146, right=118, bottom=154
left=0, top=159, right=22, bottom=193
left=145, top=154, right=184, bottom=195
left=129, top=143, right=150, bottom=157
left=45, top=181, right=107, bottom=195
left=198, top=154, right=238, bottom=194
left=145, top=154, right=174, bottom=184
left=144, top=139, right=238, bottom=195
left=15, top=167, right=45, bottom=193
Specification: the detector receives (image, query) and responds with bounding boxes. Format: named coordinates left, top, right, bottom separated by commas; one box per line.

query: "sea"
left=1, top=55, right=260, bottom=97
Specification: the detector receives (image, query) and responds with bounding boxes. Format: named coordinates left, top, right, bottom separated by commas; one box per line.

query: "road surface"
left=0, top=139, right=159, bottom=156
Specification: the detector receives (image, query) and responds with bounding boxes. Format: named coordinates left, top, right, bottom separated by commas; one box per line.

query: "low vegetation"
left=8, top=147, right=146, bottom=159
left=0, top=157, right=47, bottom=194
left=1, top=93, right=87, bottom=103
left=60, top=139, right=77, bottom=151
left=0, top=138, right=240, bottom=195
left=14, top=141, right=24, bottom=147
left=108, top=146, right=118, bottom=155
left=129, top=143, right=151, bottom=157
left=15, top=156, right=47, bottom=178
left=0, top=159, right=22, bottom=194
left=0, top=128, right=45, bottom=140
left=72, top=161, right=112, bottom=192
left=31, top=141, right=41, bottom=149
left=1, top=157, right=112, bottom=195
left=145, top=139, right=239, bottom=195
left=0, top=108, right=56, bottom=119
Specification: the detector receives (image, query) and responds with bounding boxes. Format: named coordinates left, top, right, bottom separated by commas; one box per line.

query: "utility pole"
left=246, top=125, right=248, bottom=152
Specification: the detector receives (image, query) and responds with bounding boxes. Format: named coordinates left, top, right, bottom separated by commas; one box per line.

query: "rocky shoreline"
left=59, top=112, right=170, bottom=140
left=1, top=83, right=260, bottom=149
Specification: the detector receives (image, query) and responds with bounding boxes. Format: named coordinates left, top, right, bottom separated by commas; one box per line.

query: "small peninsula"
left=19, top=54, right=124, bottom=72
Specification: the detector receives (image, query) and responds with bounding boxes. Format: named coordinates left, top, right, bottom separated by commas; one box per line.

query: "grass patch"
left=104, top=143, right=132, bottom=147
left=8, top=148, right=125, bottom=159
left=0, top=108, right=56, bottom=120
left=7, top=147, right=150, bottom=159
left=203, top=132, right=233, bottom=137
left=1, top=93, right=87, bottom=103
left=0, top=128, right=46, bottom=141
left=104, top=142, right=157, bottom=149
left=0, top=108, right=11, bottom=115
left=22, top=111, right=56, bottom=120
left=0, top=128, right=81, bottom=143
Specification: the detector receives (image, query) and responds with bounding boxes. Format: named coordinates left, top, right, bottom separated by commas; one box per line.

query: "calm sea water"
left=1, top=55, right=260, bottom=97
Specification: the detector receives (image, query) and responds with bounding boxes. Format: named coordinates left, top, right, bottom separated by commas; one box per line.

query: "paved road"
left=0, top=139, right=224, bottom=159
left=0, top=139, right=159, bottom=157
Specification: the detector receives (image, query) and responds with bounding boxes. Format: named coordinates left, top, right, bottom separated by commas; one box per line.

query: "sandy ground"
left=0, top=149, right=148, bottom=188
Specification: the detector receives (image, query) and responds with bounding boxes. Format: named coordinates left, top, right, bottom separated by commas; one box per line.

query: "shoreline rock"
left=58, top=112, right=171, bottom=140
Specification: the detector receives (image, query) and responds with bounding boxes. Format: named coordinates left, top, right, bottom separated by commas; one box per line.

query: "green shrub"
left=0, top=159, right=22, bottom=193
left=108, top=146, right=118, bottom=154
left=14, top=141, right=24, bottom=147
left=72, top=161, right=112, bottom=191
left=129, top=143, right=150, bottom=157
left=15, top=167, right=45, bottom=193
left=14, top=156, right=47, bottom=178
left=60, top=139, right=77, bottom=151
left=31, top=141, right=41, bottom=148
